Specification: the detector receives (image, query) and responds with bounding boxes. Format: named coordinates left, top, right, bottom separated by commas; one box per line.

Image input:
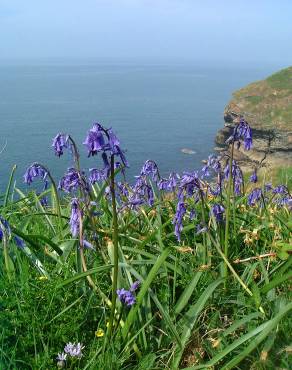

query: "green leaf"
left=174, top=271, right=202, bottom=316
left=56, top=265, right=112, bottom=288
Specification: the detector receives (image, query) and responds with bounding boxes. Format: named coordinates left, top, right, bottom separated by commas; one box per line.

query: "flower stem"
left=224, top=142, right=234, bottom=281
left=107, top=155, right=119, bottom=339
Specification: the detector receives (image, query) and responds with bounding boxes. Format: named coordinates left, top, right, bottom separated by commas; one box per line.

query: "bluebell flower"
left=59, top=168, right=88, bottom=193
left=69, top=198, right=80, bottom=237
left=264, top=183, right=273, bottom=192
left=24, top=163, right=48, bottom=185
left=82, top=240, right=94, bottom=250
left=89, top=168, right=107, bottom=184
left=249, top=170, right=258, bottom=183
left=189, top=209, right=196, bottom=220
left=224, top=160, right=243, bottom=195
left=226, top=118, right=252, bottom=150
left=209, top=181, right=222, bottom=197
left=117, top=288, right=136, bottom=306
left=201, top=164, right=210, bottom=178
left=52, top=133, right=69, bottom=157
left=173, top=198, right=187, bottom=241
left=129, top=175, right=154, bottom=208
left=196, top=224, right=207, bottom=235
left=140, top=160, right=159, bottom=182
left=158, top=173, right=178, bottom=192
left=0, top=216, right=11, bottom=241
left=83, top=123, right=106, bottom=157
left=247, top=188, right=262, bottom=206
left=211, top=203, right=225, bottom=223
left=273, top=185, right=288, bottom=195
left=0, top=216, right=25, bottom=248
left=14, top=235, right=25, bottom=249
left=83, top=123, right=128, bottom=168
left=117, top=182, right=129, bottom=197
left=130, top=280, right=140, bottom=292
left=179, top=171, right=201, bottom=197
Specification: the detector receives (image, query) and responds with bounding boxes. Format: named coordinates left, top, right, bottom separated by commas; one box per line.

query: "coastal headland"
left=215, top=66, right=292, bottom=171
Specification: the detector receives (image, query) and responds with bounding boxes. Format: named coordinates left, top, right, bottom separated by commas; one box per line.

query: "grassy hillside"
left=228, top=66, right=292, bottom=130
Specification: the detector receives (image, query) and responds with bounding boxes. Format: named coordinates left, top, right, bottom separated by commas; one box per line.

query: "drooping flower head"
left=52, top=133, right=69, bottom=157
left=59, top=167, right=88, bottom=193
left=69, top=198, right=81, bottom=237
left=226, top=118, right=252, bottom=151
left=173, top=198, right=187, bottom=241
left=249, top=169, right=258, bottom=183
left=24, top=163, right=48, bottom=185
left=211, top=203, right=225, bottom=223
left=89, top=168, right=108, bottom=184
left=247, top=188, right=263, bottom=206
left=83, top=123, right=106, bottom=157
left=83, top=123, right=128, bottom=168
left=201, top=154, right=222, bottom=180
left=158, top=172, right=178, bottom=192
left=272, top=185, right=288, bottom=195
left=223, top=160, right=243, bottom=195
left=140, top=160, right=160, bottom=182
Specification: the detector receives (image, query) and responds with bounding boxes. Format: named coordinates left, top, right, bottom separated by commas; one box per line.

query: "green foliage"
left=267, top=66, right=292, bottom=91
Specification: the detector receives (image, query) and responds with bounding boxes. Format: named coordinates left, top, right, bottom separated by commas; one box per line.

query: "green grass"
left=267, top=66, right=292, bottom=91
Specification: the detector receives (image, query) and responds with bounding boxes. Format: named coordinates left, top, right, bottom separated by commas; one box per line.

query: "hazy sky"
left=0, top=0, right=291, bottom=65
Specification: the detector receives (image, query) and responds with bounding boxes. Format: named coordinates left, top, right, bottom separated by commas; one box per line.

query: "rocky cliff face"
left=215, top=67, right=292, bottom=169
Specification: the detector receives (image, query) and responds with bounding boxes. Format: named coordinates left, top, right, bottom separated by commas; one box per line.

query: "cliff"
left=215, top=66, right=292, bottom=169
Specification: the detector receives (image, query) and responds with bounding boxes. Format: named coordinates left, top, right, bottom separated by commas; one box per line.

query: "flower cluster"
left=84, top=123, right=128, bottom=167
left=58, top=167, right=88, bottom=193
left=247, top=188, right=263, bottom=206
left=226, top=118, right=253, bottom=150
left=56, top=342, right=84, bottom=367
left=117, top=281, right=140, bottom=307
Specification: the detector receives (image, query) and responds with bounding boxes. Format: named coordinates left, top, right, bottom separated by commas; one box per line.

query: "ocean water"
left=0, top=60, right=277, bottom=191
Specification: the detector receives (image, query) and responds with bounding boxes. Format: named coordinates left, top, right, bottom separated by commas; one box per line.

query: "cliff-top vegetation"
left=1, top=120, right=291, bottom=369
left=227, top=66, right=292, bottom=130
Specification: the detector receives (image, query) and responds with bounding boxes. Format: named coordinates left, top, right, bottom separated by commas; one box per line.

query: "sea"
left=0, top=59, right=281, bottom=192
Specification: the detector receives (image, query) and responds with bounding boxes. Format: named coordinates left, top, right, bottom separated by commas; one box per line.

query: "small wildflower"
left=38, top=276, right=48, bottom=281
left=117, top=288, right=136, bottom=306
left=56, top=352, right=67, bottom=369
left=95, top=329, right=105, bottom=338
left=64, top=342, right=84, bottom=358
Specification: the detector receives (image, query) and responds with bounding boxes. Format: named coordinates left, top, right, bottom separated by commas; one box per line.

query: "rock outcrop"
left=215, top=67, right=292, bottom=169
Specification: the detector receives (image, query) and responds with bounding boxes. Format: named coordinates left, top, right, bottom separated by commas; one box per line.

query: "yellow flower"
left=95, top=329, right=105, bottom=338
left=38, top=276, right=48, bottom=281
